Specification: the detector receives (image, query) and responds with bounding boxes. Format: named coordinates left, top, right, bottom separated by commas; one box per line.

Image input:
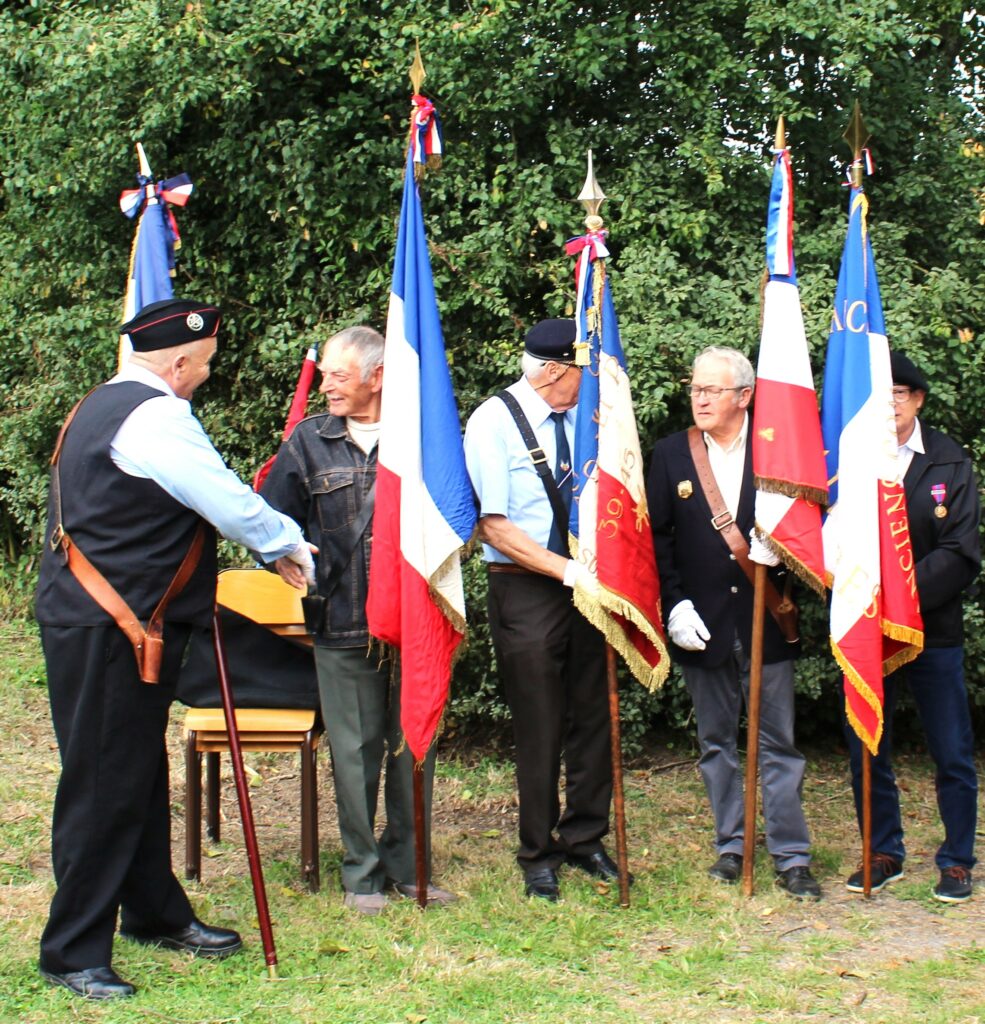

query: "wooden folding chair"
left=183, top=568, right=322, bottom=892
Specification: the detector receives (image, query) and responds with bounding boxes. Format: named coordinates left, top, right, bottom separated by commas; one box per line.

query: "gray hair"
left=692, top=346, right=755, bottom=395
left=521, top=351, right=549, bottom=382
left=323, top=325, right=385, bottom=382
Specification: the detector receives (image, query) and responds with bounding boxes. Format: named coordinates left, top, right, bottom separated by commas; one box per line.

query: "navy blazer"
left=903, top=424, right=981, bottom=647
left=646, top=428, right=796, bottom=668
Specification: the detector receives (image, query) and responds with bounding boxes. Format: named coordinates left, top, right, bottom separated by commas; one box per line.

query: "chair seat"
left=185, top=708, right=317, bottom=735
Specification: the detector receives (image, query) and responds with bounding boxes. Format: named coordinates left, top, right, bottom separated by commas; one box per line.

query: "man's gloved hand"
left=748, top=529, right=780, bottom=567
left=562, top=558, right=591, bottom=590
left=667, top=599, right=710, bottom=651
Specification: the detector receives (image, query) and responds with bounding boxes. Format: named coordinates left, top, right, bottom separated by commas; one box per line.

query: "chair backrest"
left=216, top=568, right=304, bottom=629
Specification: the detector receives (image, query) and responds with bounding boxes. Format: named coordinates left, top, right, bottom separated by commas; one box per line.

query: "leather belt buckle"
left=529, top=446, right=548, bottom=466
left=710, top=510, right=734, bottom=532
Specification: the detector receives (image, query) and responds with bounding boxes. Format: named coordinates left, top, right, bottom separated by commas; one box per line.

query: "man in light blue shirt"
left=464, top=319, right=615, bottom=902
left=35, top=298, right=313, bottom=1000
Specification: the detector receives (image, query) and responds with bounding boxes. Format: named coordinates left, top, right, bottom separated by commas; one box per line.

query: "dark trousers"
left=487, top=571, right=611, bottom=872
left=39, top=624, right=194, bottom=973
left=845, top=645, right=978, bottom=870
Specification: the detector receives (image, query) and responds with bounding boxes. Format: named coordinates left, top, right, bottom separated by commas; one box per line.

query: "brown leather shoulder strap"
left=48, top=392, right=207, bottom=682
left=686, top=427, right=796, bottom=640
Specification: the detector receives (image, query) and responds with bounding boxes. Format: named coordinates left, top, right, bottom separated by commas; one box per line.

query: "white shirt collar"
left=703, top=412, right=748, bottom=454
left=899, top=417, right=925, bottom=456
left=109, top=361, right=177, bottom=399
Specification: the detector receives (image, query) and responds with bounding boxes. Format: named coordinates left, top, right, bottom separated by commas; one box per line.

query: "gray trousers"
left=681, top=637, right=810, bottom=870
left=314, top=647, right=435, bottom=894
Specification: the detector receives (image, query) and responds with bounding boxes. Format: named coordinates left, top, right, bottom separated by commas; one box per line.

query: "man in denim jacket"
left=261, top=326, right=455, bottom=914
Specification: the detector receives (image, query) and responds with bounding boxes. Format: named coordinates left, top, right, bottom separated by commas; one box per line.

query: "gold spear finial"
left=578, top=149, right=606, bottom=232
left=774, top=115, right=787, bottom=152
left=842, top=100, right=870, bottom=189
left=409, top=40, right=425, bottom=95
left=135, top=142, right=157, bottom=204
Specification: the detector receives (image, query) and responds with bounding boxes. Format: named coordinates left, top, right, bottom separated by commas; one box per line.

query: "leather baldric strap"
left=687, top=426, right=798, bottom=644
left=48, top=391, right=207, bottom=683
left=496, top=390, right=570, bottom=557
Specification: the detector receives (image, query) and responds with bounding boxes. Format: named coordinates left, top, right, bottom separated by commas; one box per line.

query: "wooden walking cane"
left=742, top=562, right=768, bottom=896
left=606, top=645, right=631, bottom=908
left=212, top=611, right=279, bottom=978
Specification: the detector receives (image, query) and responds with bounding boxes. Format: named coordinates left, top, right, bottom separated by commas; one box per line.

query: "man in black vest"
left=463, top=319, right=615, bottom=902
left=843, top=351, right=980, bottom=903
left=35, top=298, right=314, bottom=999
left=646, top=346, right=820, bottom=900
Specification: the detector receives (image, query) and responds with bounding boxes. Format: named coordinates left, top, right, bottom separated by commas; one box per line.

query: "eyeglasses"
left=891, top=387, right=913, bottom=404
left=687, top=385, right=746, bottom=400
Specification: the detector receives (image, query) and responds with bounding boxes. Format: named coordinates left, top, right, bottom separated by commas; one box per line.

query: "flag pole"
left=843, top=100, right=874, bottom=898
left=577, top=153, right=632, bottom=907
left=409, top=42, right=430, bottom=912
left=211, top=612, right=278, bottom=976
left=742, top=562, right=768, bottom=896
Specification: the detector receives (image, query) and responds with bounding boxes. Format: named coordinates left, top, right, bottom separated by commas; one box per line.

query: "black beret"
left=524, top=318, right=577, bottom=363
left=890, top=350, right=929, bottom=394
left=120, top=298, right=222, bottom=352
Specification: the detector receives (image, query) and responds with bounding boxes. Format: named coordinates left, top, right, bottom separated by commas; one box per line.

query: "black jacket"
left=903, top=423, right=981, bottom=647
left=260, top=413, right=376, bottom=648
left=646, top=427, right=796, bottom=668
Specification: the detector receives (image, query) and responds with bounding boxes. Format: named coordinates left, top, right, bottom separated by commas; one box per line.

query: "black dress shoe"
left=567, top=849, right=635, bottom=886
left=708, top=852, right=743, bottom=883
left=121, top=917, right=242, bottom=958
left=524, top=867, right=560, bottom=901
left=776, top=865, right=822, bottom=900
left=40, top=966, right=136, bottom=1000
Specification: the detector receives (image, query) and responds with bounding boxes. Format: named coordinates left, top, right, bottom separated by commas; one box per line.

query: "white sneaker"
left=342, top=891, right=387, bottom=916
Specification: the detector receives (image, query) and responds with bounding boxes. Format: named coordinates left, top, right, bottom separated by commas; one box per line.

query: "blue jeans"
left=845, top=645, right=978, bottom=870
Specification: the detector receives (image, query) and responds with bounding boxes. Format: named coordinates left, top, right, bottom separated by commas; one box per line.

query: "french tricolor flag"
left=366, top=146, right=477, bottom=763
left=752, top=145, right=828, bottom=593
left=821, top=178, right=923, bottom=753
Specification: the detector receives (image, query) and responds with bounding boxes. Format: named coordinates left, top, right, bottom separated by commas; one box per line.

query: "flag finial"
left=578, top=149, right=606, bottom=232
left=135, top=141, right=152, bottom=179
left=842, top=101, right=870, bottom=189
left=774, top=115, right=787, bottom=151
left=409, top=40, right=425, bottom=94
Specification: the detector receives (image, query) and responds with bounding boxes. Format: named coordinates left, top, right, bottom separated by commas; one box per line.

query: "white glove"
left=287, top=540, right=316, bottom=586
left=748, top=529, right=780, bottom=567
left=562, top=558, right=591, bottom=589
left=667, top=599, right=710, bottom=651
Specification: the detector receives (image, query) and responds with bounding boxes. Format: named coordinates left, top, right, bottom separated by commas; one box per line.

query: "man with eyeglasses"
left=464, top=319, right=615, bottom=902
left=646, top=345, right=820, bottom=899
left=843, top=351, right=980, bottom=903
left=261, top=325, right=456, bottom=914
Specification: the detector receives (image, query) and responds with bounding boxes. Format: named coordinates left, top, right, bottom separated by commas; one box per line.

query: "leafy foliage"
left=2, top=1, right=983, bottom=748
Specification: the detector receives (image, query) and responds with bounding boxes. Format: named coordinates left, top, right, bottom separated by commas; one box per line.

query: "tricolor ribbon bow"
left=410, top=94, right=443, bottom=177
left=565, top=230, right=610, bottom=289
left=842, top=147, right=876, bottom=186
left=119, top=172, right=194, bottom=266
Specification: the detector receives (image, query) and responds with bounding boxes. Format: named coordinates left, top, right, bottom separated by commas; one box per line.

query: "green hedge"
left=2, top=1, right=983, bottom=750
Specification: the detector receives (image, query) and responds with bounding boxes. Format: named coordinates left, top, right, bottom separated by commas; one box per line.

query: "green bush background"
left=2, top=1, right=983, bottom=751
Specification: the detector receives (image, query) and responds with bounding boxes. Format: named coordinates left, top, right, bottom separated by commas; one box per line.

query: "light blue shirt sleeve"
left=108, top=368, right=303, bottom=562
left=464, top=376, right=574, bottom=562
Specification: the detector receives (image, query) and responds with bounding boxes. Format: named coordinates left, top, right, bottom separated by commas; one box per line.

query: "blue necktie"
left=547, top=411, right=572, bottom=554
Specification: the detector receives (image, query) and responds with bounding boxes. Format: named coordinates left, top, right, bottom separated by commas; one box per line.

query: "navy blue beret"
left=890, top=351, right=929, bottom=393
left=120, top=298, right=222, bottom=352
left=524, top=319, right=577, bottom=363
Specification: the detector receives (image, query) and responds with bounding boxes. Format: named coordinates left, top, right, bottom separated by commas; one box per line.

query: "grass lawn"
left=1, top=619, right=983, bottom=1024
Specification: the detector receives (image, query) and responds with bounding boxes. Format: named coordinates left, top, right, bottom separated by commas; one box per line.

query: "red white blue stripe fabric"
left=752, top=148, right=827, bottom=592
left=566, top=233, right=669, bottom=689
left=820, top=178, right=923, bottom=754
left=366, top=146, right=476, bottom=762
left=119, top=171, right=193, bottom=365
left=410, top=95, right=443, bottom=171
